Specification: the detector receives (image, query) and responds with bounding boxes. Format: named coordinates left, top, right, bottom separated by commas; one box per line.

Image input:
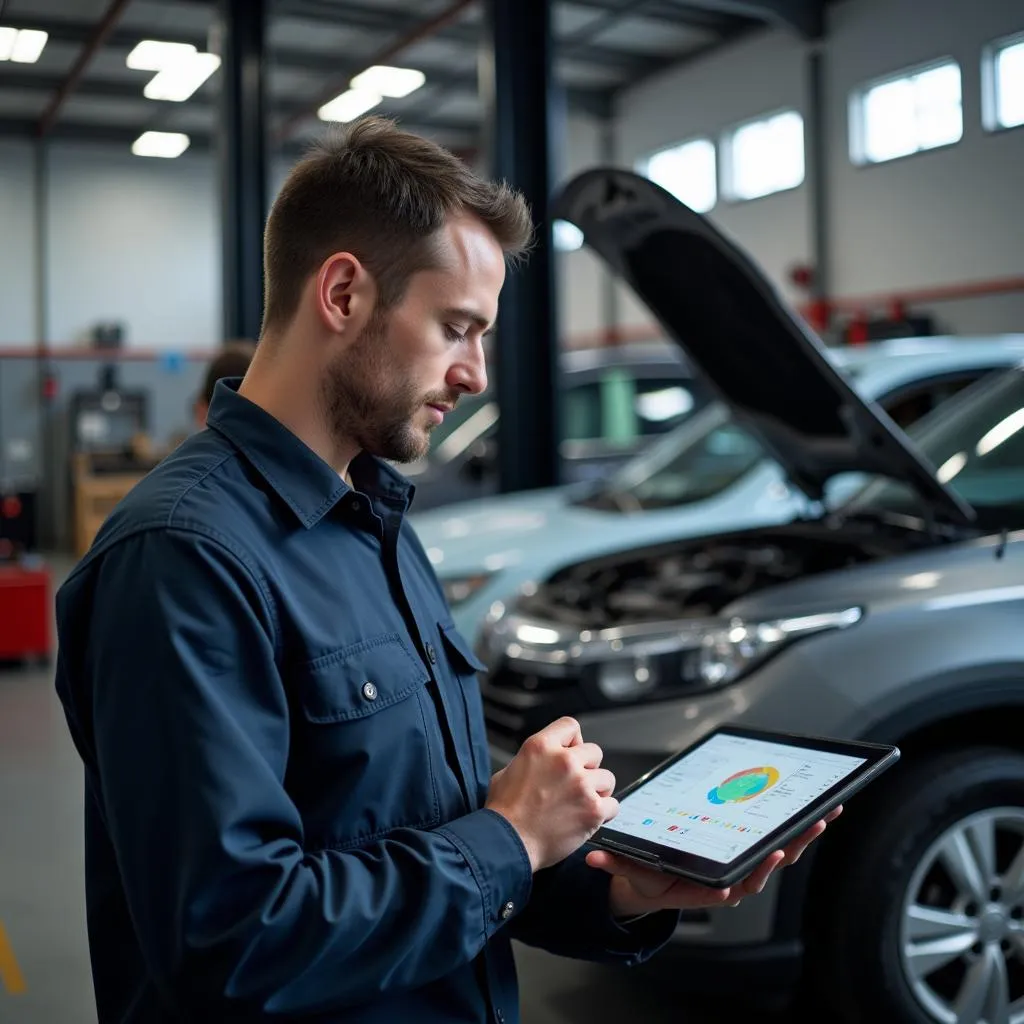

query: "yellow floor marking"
left=0, top=921, right=26, bottom=994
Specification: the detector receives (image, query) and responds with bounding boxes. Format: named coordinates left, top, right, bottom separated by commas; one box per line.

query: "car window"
left=564, top=382, right=603, bottom=442
left=851, top=369, right=1024, bottom=530
left=879, top=372, right=988, bottom=429
left=574, top=365, right=1011, bottom=514
left=633, top=378, right=700, bottom=436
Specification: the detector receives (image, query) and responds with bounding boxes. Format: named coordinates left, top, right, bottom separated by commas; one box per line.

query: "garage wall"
left=45, top=142, right=221, bottom=350
left=614, top=27, right=810, bottom=327
left=0, top=140, right=39, bottom=346
left=613, top=0, right=1024, bottom=337
left=0, top=120, right=606, bottom=351
left=555, top=112, right=614, bottom=341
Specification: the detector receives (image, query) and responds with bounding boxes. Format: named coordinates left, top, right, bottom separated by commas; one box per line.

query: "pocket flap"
left=439, top=622, right=488, bottom=674
left=297, top=633, right=428, bottom=723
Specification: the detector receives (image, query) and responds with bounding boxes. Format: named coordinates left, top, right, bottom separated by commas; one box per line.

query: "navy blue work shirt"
left=55, top=379, right=678, bottom=1023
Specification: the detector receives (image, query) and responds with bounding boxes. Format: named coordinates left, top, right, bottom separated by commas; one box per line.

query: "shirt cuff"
left=436, top=809, right=533, bottom=940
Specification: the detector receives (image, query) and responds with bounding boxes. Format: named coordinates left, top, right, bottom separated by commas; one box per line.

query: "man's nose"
left=449, top=340, right=488, bottom=396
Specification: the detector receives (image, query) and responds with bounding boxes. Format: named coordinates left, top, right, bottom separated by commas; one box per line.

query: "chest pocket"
left=437, top=622, right=492, bottom=807
left=290, top=633, right=440, bottom=848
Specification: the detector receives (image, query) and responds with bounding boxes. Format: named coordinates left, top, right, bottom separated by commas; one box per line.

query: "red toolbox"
left=0, top=562, right=52, bottom=662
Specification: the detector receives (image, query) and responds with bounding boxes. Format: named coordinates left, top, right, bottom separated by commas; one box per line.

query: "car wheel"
left=807, top=747, right=1024, bottom=1024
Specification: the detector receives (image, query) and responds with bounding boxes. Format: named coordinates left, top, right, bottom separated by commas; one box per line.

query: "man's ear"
left=315, top=252, right=377, bottom=338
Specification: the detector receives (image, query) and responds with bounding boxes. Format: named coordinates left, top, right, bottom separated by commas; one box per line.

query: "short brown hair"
left=261, top=117, right=534, bottom=333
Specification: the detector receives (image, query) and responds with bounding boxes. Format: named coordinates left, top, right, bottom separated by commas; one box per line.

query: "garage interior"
left=1, top=0, right=1023, bottom=1021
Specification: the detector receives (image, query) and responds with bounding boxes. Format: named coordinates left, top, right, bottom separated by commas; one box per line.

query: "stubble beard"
left=321, top=308, right=439, bottom=465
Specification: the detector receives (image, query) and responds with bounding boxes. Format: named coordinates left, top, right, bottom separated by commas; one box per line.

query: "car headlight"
left=442, top=573, right=494, bottom=607
left=698, top=608, right=863, bottom=687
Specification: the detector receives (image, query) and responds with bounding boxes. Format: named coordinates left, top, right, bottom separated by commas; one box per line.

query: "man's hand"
left=486, top=717, right=618, bottom=872
left=588, top=807, right=843, bottom=919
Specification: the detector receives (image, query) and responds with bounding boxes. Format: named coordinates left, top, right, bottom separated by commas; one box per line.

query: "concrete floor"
left=0, top=636, right=789, bottom=1024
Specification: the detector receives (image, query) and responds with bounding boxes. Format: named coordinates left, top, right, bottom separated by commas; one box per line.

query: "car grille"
left=481, top=665, right=592, bottom=748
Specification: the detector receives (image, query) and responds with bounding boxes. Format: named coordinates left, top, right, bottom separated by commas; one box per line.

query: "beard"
left=320, top=308, right=456, bottom=464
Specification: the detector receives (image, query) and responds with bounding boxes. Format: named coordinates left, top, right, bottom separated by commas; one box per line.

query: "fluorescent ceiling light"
left=0, top=28, right=48, bottom=63
left=131, top=131, right=191, bottom=158
left=144, top=52, right=221, bottom=102
left=350, top=65, right=425, bottom=98
left=318, top=88, right=381, bottom=122
left=126, top=39, right=197, bottom=71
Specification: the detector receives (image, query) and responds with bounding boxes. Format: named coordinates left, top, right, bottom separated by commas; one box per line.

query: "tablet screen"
left=611, top=731, right=867, bottom=864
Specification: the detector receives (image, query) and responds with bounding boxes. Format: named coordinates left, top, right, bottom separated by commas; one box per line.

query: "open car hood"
left=552, top=168, right=975, bottom=526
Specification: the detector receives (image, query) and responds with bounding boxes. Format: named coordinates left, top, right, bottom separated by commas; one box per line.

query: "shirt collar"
left=206, top=378, right=415, bottom=528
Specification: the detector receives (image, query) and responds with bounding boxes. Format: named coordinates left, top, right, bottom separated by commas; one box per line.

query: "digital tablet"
left=588, top=726, right=899, bottom=888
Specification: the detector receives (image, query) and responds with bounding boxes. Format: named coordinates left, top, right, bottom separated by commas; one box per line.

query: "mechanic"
left=53, top=116, right=834, bottom=1024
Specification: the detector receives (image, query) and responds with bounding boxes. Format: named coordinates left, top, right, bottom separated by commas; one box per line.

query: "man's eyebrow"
left=445, top=307, right=497, bottom=336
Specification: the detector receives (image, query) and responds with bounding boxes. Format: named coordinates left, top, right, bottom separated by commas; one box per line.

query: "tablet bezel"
left=589, top=725, right=899, bottom=888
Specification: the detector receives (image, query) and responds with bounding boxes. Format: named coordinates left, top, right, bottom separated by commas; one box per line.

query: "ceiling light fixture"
left=0, top=27, right=49, bottom=64
left=142, top=51, right=220, bottom=102
left=131, top=131, right=191, bottom=158
left=349, top=65, right=425, bottom=99
left=126, top=39, right=198, bottom=71
left=317, top=88, right=382, bottom=123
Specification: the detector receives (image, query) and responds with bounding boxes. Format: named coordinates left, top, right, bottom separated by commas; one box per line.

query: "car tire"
left=803, top=746, right=1024, bottom=1024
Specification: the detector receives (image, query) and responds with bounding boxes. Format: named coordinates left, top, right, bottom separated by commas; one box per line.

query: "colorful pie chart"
left=707, top=766, right=780, bottom=804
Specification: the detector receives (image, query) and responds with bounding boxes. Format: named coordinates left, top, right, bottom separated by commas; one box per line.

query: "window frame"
left=982, top=30, right=1024, bottom=133
left=848, top=56, right=964, bottom=167
left=720, top=107, right=806, bottom=203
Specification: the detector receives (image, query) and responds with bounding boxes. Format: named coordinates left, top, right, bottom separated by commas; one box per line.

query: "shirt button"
left=350, top=499, right=361, bottom=513
left=426, top=643, right=437, bottom=665
left=500, top=900, right=514, bottom=920
left=495, top=1011, right=505, bottom=1024
left=361, top=681, right=378, bottom=701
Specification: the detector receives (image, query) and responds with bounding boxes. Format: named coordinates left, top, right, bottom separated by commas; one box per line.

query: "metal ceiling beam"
left=0, top=116, right=476, bottom=152
left=662, top=0, right=823, bottom=38
left=569, top=0, right=752, bottom=32
left=36, top=0, right=134, bottom=136
left=0, top=73, right=479, bottom=135
left=269, top=0, right=655, bottom=73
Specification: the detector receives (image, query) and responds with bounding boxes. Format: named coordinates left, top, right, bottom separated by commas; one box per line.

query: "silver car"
left=479, top=169, right=1024, bottom=1023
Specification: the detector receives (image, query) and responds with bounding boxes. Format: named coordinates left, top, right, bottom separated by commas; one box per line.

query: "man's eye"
left=444, top=325, right=467, bottom=342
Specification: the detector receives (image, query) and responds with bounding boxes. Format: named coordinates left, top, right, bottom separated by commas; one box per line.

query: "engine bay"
left=516, top=517, right=941, bottom=629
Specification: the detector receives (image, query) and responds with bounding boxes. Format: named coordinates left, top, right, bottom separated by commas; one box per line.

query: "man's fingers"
left=825, top=805, right=844, bottom=823
left=571, top=742, right=605, bottom=771
left=591, top=767, right=617, bottom=797
left=785, top=819, right=828, bottom=864
left=743, top=850, right=785, bottom=893
left=539, top=716, right=584, bottom=748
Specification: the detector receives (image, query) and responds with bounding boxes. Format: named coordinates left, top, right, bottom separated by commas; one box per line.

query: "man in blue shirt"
left=55, top=117, right=834, bottom=1023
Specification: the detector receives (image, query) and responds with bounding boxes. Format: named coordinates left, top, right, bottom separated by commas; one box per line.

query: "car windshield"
left=571, top=360, right=873, bottom=512
left=427, top=393, right=497, bottom=462
left=845, top=367, right=1024, bottom=531
left=571, top=403, right=769, bottom=511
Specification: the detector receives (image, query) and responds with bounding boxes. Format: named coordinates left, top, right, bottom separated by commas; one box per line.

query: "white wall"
left=46, top=143, right=220, bottom=349
left=612, top=0, right=1024, bottom=337
left=555, top=113, right=613, bottom=342
left=0, top=139, right=221, bottom=350
left=0, top=140, right=38, bottom=345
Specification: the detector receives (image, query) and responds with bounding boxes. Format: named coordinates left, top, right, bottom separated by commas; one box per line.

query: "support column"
left=480, top=0, right=561, bottom=494
left=217, top=0, right=268, bottom=342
